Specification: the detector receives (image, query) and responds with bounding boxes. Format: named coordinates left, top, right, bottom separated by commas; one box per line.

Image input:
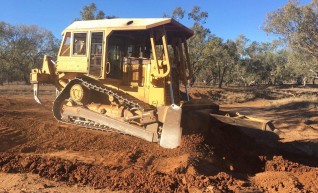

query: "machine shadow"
left=181, top=109, right=318, bottom=178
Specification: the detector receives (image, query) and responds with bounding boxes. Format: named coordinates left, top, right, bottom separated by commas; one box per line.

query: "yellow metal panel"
left=57, top=56, right=88, bottom=73
left=62, top=18, right=193, bottom=39
left=148, top=86, right=165, bottom=107
left=102, top=29, right=112, bottom=79
left=63, top=18, right=171, bottom=33
left=30, top=70, right=52, bottom=84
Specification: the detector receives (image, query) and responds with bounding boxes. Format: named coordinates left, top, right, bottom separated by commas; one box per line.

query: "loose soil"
left=0, top=84, right=318, bottom=192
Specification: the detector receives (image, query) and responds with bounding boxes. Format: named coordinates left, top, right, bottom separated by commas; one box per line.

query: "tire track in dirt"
left=0, top=127, right=26, bottom=152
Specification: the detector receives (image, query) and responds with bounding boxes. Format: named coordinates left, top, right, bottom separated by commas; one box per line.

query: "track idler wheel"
left=70, top=83, right=90, bottom=104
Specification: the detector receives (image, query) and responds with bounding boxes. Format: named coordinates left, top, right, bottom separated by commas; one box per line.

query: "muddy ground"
left=0, top=84, right=318, bottom=192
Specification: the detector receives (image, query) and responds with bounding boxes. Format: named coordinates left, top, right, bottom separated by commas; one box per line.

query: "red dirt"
left=0, top=86, right=318, bottom=192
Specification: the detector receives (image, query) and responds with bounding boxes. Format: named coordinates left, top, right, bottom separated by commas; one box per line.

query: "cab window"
left=59, top=32, right=71, bottom=56
left=73, top=33, right=87, bottom=55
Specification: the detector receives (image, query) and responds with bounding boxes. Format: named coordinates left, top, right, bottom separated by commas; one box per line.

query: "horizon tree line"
left=0, top=1, right=317, bottom=86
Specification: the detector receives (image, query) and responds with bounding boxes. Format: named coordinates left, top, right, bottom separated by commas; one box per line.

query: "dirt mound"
left=1, top=87, right=318, bottom=192
left=265, top=156, right=312, bottom=173
left=0, top=173, right=103, bottom=193
left=252, top=156, right=318, bottom=192
left=0, top=153, right=239, bottom=192
left=252, top=171, right=303, bottom=193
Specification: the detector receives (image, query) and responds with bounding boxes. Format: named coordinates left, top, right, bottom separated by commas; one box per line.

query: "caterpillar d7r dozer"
left=30, top=18, right=271, bottom=148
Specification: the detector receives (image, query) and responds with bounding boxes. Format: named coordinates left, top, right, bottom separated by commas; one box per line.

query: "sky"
left=0, top=0, right=312, bottom=42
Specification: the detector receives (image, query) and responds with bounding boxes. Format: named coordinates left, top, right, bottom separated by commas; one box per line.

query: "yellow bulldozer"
left=30, top=18, right=270, bottom=148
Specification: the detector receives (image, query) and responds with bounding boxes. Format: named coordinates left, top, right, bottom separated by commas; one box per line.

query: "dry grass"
left=1, top=83, right=317, bottom=107
left=0, top=83, right=56, bottom=95
left=267, top=95, right=318, bottom=109
left=187, top=84, right=318, bottom=105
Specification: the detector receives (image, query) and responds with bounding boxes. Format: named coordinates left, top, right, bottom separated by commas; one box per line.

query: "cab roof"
left=63, top=18, right=194, bottom=39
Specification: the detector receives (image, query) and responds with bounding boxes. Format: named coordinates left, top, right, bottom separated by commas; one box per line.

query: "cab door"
left=89, top=32, right=104, bottom=77
left=57, top=32, right=88, bottom=73
left=106, top=36, right=124, bottom=79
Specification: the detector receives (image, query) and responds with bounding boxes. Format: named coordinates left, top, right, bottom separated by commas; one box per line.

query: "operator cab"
left=56, top=18, right=193, bottom=87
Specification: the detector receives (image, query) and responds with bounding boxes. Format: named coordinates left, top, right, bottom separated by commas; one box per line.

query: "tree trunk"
left=218, top=66, right=227, bottom=88
left=217, top=62, right=221, bottom=86
left=303, top=77, right=307, bottom=87
left=190, top=77, right=196, bottom=87
left=23, top=73, right=31, bottom=85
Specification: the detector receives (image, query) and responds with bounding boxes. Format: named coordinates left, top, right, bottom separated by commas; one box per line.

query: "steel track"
left=52, top=78, right=155, bottom=134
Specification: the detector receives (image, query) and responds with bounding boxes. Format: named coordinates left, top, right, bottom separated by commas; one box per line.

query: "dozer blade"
left=209, top=111, right=273, bottom=131
left=33, top=84, right=42, bottom=104
left=181, top=99, right=273, bottom=131
left=159, top=104, right=182, bottom=149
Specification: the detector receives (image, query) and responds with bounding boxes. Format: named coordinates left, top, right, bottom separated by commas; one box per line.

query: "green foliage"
left=2, top=2, right=316, bottom=87
left=96, top=10, right=106, bottom=20
left=77, top=3, right=117, bottom=21
left=178, top=6, right=237, bottom=88
left=187, top=22, right=212, bottom=83
left=80, top=3, right=97, bottom=20
left=169, top=5, right=305, bottom=87
left=0, top=22, right=59, bottom=84
left=264, top=0, right=318, bottom=84
left=264, top=0, right=318, bottom=58
left=188, top=6, right=208, bottom=24
left=172, top=7, right=185, bottom=20
left=241, top=42, right=275, bottom=84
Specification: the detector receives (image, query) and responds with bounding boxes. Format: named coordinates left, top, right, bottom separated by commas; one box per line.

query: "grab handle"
left=106, top=62, right=111, bottom=74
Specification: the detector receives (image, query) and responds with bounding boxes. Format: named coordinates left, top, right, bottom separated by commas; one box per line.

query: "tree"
left=235, top=34, right=249, bottom=58
left=233, top=35, right=250, bottom=85
left=80, top=3, right=97, bottom=20
left=96, top=10, right=106, bottom=20
left=264, top=0, right=318, bottom=59
left=264, top=0, right=318, bottom=85
left=164, top=5, right=297, bottom=87
left=188, top=23, right=212, bottom=84
left=172, top=7, right=186, bottom=21
left=77, top=3, right=116, bottom=21
left=166, top=6, right=239, bottom=88
left=210, top=39, right=238, bottom=88
left=186, top=6, right=210, bottom=84
left=0, top=22, right=59, bottom=84
left=188, top=6, right=208, bottom=24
